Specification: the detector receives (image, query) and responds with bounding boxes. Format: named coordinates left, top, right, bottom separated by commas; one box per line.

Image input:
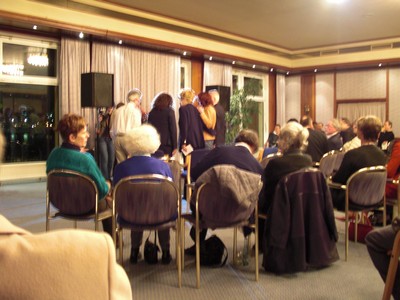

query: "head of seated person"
left=122, top=124, right=161, bottom=158
left=58, top=113, right=89, bottom=151
left=277, top=121, right=309, bottom=154
left=356, top=115, right=382, bottom=143
left=234, top=129, right=259, bottom=154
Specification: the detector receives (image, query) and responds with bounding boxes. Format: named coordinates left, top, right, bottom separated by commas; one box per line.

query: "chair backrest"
left=260, top=152, right=282, bottom=169
left=346, top=166, right=387, bottom=207
left=319, top=150, right=344, bottom=177
left=186, top=148, right=212, bottom=183
left=114, top=174, right=179, bottom=226
left=193, top=165, right=262, bottom=228
left=47, top=169, right=98, bottom=215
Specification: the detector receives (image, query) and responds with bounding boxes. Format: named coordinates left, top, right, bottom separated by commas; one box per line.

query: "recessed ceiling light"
left=378, top=63, right=382, bottom=67
left=270, top=68, right=274, bottom=72
left=32, top=25, right=37, bottom=30
left=232, top=61, right=236, bottom=65
left=286, top=71, right=290, bottom=75
left=209, top=56, right=213, bottom=61
left=79, top=32, right=84, bottom=39
left=314, top=69, right=318, bottom=73
left=252, top=64, right=256, bottom=69
left=118, top=40, right=123, bottom=45
left=183, top=51, right=187, bottom=56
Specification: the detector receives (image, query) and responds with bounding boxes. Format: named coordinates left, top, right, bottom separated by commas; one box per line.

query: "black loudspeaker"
left=81, top=73, right=114, bottom=107
left=206, top=85, right=231, bottom=112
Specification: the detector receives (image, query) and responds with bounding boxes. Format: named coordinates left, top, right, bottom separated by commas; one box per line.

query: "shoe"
left=184, top=245, right=196, bottom=256
left=161, top=250, right=172, bottom=265
left=130, top=248, right=140, bottom=264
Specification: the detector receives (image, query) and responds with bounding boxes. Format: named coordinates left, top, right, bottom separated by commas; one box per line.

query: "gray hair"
left=126, top=88, right=142, bottom=103
left=330, top=118, right=342, bottom=131
left=122, top=124, right=160, bottom=157
left=278, top=121, right=309, bottom=154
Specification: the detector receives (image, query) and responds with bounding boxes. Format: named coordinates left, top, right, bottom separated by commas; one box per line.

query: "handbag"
left=348, top=212, right=374, bottom=243
left=144, top=231, right=159, bottom=264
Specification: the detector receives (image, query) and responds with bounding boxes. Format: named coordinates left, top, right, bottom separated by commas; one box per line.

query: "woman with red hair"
left=195, top=92, right=216, bottom=149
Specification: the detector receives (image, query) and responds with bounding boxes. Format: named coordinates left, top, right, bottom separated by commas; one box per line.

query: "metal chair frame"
left=46, top=169, right=113, bottom=232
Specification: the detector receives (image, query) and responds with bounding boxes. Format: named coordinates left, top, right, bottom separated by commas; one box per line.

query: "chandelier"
left=27, top=48, right=49, bottom=67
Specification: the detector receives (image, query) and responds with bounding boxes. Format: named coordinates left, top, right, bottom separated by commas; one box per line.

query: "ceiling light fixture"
left=270, top=68, right=274, bottom=72
left=286, top=71, right=290, bottom=75
left=118, top=40, right=123, bottom=45
left=32, top=25, right=37, bottom=30
left=252, top=64, right=256, bottom=69
left=378, top=63, right=382, bottom=67
left=314, top=69, right=318, bottom=73
left=27, top=48, right=48, bottom=67
left=183, top=51, right=187, bottom=56
left=232, top=61, right=236, bottom=65
left=79, top=32, right=84, bottom=39
left=209, top=56, right=213, bottom=61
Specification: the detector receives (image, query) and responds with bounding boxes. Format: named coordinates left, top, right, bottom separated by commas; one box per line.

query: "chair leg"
left=181, top=220, right=185, bottom=271
left=233, top=227, right=238, bottom=265
left=119, top=228, right=124, bottom=266
left=345, top=214, right=349, bottom=262
left=255, top=216, right=259, bottom=281
left=176, top=225, right=182, bottom=288
left=195, top=225, right=200, bottom=289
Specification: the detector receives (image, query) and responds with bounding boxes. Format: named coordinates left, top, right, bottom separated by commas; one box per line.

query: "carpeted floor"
left=0, top=181, right=388, bottom=299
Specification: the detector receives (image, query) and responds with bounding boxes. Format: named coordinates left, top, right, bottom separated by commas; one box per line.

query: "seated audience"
left=378, top=120, right=395, bottom=153
left=366, top=217, right=400, bottom=300
left=0, top=130, right=132, bottom=300
left=342, top=122, right=361, bottom=152
left=46, top=114, right=113, bottom=237
left=329, top=115, right=386, bottom=211
left=386, top=139, right=400, bottom=199
left=340, top=117, right=356, bottom=144
left=113, top=124, right=173, bottom=265
left=187, top=129, right=263, bottom=250
left=265, top=124, right=281, bottom=148
left=300, top=115, right=328, bottom=163
left=258, top=122, right=312, bottom=241
left=325, top=118, right=343, bottom=151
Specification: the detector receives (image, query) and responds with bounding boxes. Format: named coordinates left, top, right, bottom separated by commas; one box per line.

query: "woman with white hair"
left=113, top=124, right=173, bottom=265
left=258, top=122, right=312, bottom=245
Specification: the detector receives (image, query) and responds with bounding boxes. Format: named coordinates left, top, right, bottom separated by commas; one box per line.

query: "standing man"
left=110, top=88, right=143, bottom=163
left=209, top=89, right=226, bottom=147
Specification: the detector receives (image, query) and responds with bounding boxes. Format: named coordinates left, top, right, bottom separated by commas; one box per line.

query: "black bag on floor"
left=144, top=231, right=159, bottom=264
left=200, top=235, right=228, bottom=267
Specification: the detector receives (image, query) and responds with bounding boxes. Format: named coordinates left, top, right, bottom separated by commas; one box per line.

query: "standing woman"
left=97, top=106, right=115, bottom=180
left=196, top=92, right=216, bottom=150
left=148, top=92, right=178, bottom=157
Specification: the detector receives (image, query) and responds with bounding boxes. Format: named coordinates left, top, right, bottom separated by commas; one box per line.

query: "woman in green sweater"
left=46, top=113, right=112, bottom=236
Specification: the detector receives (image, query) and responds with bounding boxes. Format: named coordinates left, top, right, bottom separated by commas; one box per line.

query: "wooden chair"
left=382, top=230, right=400, bottom=300
left=181, top=165, right=262, bottom=288
left=329, top=166, right=387, bottom=261
left=46, top=169, right=113, bottom=232
left=112, top=174, right=182, bottom=287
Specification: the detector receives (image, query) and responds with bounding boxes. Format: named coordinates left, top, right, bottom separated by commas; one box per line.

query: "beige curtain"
left=60, top=39, right=180, bottom=148
left=203, top=61, right=232, bottom=90
left=337, top=102, right=386, bottom=124
left=276, top=74, right=286, bottom=128
left=91, top=42, right=181, bottom=114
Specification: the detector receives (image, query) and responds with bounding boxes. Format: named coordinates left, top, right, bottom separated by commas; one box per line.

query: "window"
left=232, top=69, right=268, bottom=145
left=0, top=35, right=58, bottom=163
left=180, top=59, right=191, bottom=89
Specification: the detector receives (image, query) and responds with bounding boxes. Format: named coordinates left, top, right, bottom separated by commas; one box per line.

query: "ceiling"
left=108, top=0, right=400, bottom=52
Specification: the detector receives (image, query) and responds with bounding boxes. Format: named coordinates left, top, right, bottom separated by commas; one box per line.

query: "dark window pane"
left=0, top=83, right=56, bottom=162
left=244, top=77, right=262, bottom=96
left=2, top=43, right=57, bottom=77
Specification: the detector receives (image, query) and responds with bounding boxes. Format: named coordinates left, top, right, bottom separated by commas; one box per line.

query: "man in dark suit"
left=326, top=118, right=343, bottom=151
left=300, top=115, right=329, bottom=163
left=209, top=89, right=226, bottom=147
left=187, top=129, right=263, bottom=253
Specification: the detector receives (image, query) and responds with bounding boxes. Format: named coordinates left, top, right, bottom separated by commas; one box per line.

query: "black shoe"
left=130, top=248, right=140, bottom=264
left=161, top=250, right=172, bottom=265
left=184, top=245, right=196, bottom=256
